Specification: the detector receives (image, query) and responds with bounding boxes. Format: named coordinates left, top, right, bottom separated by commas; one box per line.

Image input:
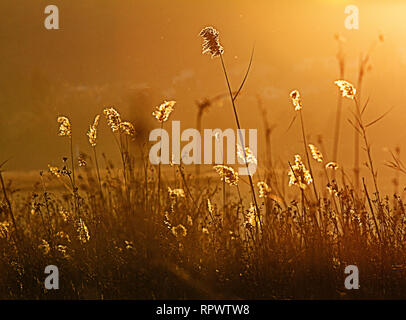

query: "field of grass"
left=1, top=26, right=405, bottom=300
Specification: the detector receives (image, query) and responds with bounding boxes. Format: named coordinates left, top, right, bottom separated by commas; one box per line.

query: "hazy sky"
left=1, top=0, right=406, bottom=192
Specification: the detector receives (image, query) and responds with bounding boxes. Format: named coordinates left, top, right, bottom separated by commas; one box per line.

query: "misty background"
left=1, top=0, right=406, bottom=192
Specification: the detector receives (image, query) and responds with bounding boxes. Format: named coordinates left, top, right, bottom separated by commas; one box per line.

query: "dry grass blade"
left=232, top=46, right=255, bottom=102
left=285, top=114, right=298, bottom=133
left=365, top=106, right=394, bottom=128
left=361, top=96, right=371, bottom=116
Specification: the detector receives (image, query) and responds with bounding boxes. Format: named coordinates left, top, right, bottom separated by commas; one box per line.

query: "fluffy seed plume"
left=199, top=26, right=224, bottom=57
left=87, top=115, right=100, bottom=147
left=288, top=155, right=313, bottom=189
left=119, top=121, right=136, bottom=136
left=334, top=80, right=356, bottom=99
left=290, top=90, right=303, bottom=111
left=308, top=144, right=323, bottom=162
left=237, top=144, right=257, bottom=165
left=103, top=107, right=122, bottom=132
left=153, top=100, right=176, bottom=122
left=257, top=181, right=271, bottom=198
left=325, top=161, right=339, bottom=170
left=57, top=116, right=72, bottom=137
left=213, top=165, right=239, bottom=186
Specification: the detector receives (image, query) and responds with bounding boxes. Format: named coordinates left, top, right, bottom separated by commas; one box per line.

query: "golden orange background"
left=1, top=0, right=405, bottom=193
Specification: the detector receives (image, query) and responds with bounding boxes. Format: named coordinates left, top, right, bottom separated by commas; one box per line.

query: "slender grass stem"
left=219, top=54, right=262, bottom=234
left=157, top=121, right=164, bottom=214
left=299, top=111, right=318, bottom=201
left=93, top=146, right=103, bottom=196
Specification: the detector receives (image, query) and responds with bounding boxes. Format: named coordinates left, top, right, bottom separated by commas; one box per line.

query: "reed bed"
left=0, top=27, right=404, bottom=300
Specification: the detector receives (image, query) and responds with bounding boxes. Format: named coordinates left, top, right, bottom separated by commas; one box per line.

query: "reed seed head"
left=199, top=26, right=224, bottom=57
left=334, top=80, right=356, bottom=99
left=153, top=100, right=176, bottom=122
left=257, top=181, right=271, bottom=198
left=308, top=144, right=323, bottom=162
left=87, top=115, right=100, bottom=147
left=57, top=116, right=72, bottom=137
left=288, top=155, right=313, bottom=189
left=213, top=165, right=239, bottom=186
left=103, top=107, right=122, bottom=132
left=325, top=161, right=339, bottom=170
left=290, top=90, right=303, bottom=111
left=119, top=121, right=136, bottom=136
left=237, top=145, right=257, bottom=165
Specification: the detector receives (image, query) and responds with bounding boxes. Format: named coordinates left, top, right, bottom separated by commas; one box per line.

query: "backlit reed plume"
left=237, top=144, right=257, bottom=165
left=199, top=26, right=224, bottom=57
left=213, top=165, right=239, bottom=186
left=153, top=101, right=176, bottom=122
left=257, top=181, right=271, bottom=198
left=325, top=161, right=339, bottom=170
left=103, top=107, right=122, bottom=132
left=87, top=115, right=100, bottom=147
left=288, top=155, right=313, bottom=189
left=289, top=90, right=303, bottom=111
left=334, top=80, right=356, bottom=99
left=119, top=121, right=136, bottom=136
left=87, top=114, right=102, bottom=194
left=309, top=144, right=323, bottom=162
left=57, top=116, right=72, bottom=137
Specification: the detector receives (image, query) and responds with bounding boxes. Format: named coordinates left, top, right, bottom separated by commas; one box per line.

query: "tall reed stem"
left=157, top=122, right=164, bottom=214
left=69, top=135, right=76, bottom=188
left=93, top=146, right=103, bottom=195
left=299, top=111, right=318, bottom=201
left=219, top=55, right=262, bottom=234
